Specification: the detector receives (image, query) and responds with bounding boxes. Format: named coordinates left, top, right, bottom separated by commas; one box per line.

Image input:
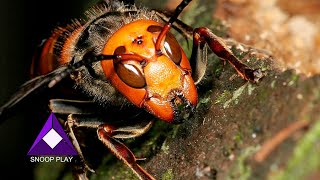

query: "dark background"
left=0, top=0, right=168, bottom=178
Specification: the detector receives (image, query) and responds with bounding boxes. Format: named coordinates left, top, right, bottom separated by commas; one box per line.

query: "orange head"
left=101, top=20, right=197, bottom=123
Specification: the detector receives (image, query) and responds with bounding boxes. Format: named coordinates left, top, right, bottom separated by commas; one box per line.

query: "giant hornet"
left=0, top=0, right=263, bottom=179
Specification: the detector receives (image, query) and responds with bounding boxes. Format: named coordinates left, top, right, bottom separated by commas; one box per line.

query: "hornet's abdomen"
left=30, top=21, right=84, bottom=77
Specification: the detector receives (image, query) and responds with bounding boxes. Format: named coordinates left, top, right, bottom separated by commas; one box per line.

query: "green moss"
left=90, top=160, right=138, bottom=180
left=228, top=146, right=259, bottom=180
left=257, top=85, right=271, bottom=102
left=288, top=73, right=300, bottom=86
left=34, top=161, right=67, bottom=180
left=215, top=82, right=259, bottom=108
left=161, top=139, right=170, bottom=155
left=247, top=83, right=256, bottom=96
left=223, top=83, right=248, bottom=108
left=270, top=80, right=276, bottom=89
left=196, top=89, right=213, bottom=109
left=162, top=169, right=174, bottom=180
left=230, top=46, right=249, bottom=60
left=259, top=60, right=273, bottom=72
left=271, top=120, right=320, bottom=180
left=170, top=125, right=181, bottom=139
left=233, top=132, right=243, bottom=144
left=215, top=90, right=232, bottom=105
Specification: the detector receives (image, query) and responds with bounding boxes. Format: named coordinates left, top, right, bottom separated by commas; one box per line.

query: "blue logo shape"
left=27, top=113, right=78, bottom=155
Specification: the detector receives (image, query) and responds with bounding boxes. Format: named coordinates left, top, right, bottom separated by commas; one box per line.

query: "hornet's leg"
left=154, top=10, right=264, bottom=84
left=153, top=10, right=194, bottom=39
left=190, top=27, right=263, bottom=84
left=65, top=114, right=100, bottom=179
left=97, top=120, right=155, bottom=180
left=50, top=99, right=101, bottom=179
left=67, top=114, right=154, bottom=180
left=50, top=99, right=155, bottom=180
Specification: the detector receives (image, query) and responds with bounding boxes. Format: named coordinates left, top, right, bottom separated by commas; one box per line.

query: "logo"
left=28, top=113, right=78, bottom=163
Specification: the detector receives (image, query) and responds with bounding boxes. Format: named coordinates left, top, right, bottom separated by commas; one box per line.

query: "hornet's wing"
left=0, top=65, right=67, bottom=123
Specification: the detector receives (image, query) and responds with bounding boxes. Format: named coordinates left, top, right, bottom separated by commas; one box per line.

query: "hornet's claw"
left=244, top=68, right=265, bottom=83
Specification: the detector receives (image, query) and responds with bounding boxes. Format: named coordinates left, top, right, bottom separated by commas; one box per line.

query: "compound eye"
left=164, top=32, right=182, bottom=64
left=113, top=46, right=146, bottom=88
left=115, top=63, right=146, bottom=88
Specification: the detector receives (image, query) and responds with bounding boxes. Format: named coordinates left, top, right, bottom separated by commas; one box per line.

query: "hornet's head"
left=101, top=20, right=197, bottom=123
